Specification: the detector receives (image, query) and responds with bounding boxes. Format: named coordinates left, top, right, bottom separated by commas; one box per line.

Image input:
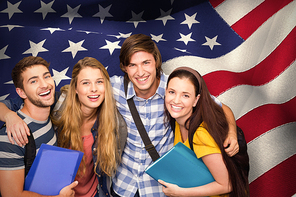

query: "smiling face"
left=75, top=66, right=105, bottom=113
left=165, top=77, right=199, bottom=125
left=124, top=51, right=159, bottom=99
left=17, top=64, right=55, bottom=108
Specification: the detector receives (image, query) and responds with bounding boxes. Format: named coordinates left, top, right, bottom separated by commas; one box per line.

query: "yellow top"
left=173, top=121, right=228, bottom=197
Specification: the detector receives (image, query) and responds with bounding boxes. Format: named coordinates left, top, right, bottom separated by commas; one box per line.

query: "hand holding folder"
left=24, top=144, right=83, bottom=195
left=145, top=142, right=214, bottom=188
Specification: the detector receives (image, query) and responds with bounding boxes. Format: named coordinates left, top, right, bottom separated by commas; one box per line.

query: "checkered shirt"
left=110, top=73, right=174, bottom=197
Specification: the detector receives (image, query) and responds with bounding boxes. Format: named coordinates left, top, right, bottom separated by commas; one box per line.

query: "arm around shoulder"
left=222, top=104, right=239, bottom=157
left=0, top=102, right=30, bottom=146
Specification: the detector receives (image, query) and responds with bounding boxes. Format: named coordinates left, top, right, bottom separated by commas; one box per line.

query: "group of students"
left=0, top=34, right=249, bottom=197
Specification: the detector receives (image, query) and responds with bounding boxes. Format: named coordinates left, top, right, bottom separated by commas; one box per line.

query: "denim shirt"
left=91, top=111, right=128, bottom=196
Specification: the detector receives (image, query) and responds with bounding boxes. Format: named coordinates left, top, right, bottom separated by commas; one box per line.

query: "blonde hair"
left=53, top=57, right=119, bottom=176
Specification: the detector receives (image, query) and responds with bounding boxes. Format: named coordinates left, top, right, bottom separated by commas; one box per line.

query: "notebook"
left=145, top=142, right=214, bottom=188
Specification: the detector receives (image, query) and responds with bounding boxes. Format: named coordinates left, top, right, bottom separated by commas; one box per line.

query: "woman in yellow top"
left=159, top=67, right=249, bottom=197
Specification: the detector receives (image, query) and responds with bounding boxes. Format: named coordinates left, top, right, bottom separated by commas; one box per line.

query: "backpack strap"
left=124, top=78, right=160, bottom=162
left=24, top=129, right=36, bottom=177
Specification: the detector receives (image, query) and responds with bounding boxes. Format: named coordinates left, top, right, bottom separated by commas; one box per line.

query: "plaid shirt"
left=111, top=73, right=174, bottom=197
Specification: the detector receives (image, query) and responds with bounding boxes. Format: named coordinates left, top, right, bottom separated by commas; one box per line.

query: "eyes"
left=167, top=90, right=190, bottom=98
left=29, top=74, right=52, bottom=84
left=81, top=79, right=104, bottom=85
left=128, top=60, right=151, bottom=67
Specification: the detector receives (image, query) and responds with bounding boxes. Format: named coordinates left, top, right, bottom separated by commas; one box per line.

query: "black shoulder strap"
left=24, top=129, right=36, bottom=177
left=124, top=78, right=160, bottom=162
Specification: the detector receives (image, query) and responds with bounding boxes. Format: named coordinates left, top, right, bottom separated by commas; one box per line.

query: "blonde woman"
left=53, top=57, right=126, bottom=197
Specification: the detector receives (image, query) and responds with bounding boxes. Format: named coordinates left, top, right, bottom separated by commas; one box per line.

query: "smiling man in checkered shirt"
left=110, top=34, right=239, bottom=197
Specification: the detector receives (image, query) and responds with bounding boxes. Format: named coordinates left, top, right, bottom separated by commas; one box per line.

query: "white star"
left=150, top=34, right=166, bottom=43
left=40, top=27, right=65, bottom=34
left=62, top=40, right=87, bottom=58
left=1, top=1, right=22, bottom=19
left=100, top=40, right=121, bottom=55
left=61, top=5, right=82, bottom=24
left=177, top=33, right=195, bottom=45
left=155, top=9, right=175, bottom=26
left=0, top=24, right=23, bottom=31
left=23, top=40, right=48, bottom=56
left=0, top=45, right=10, bottom=60
left=127, top=11, right=146, bottom=28
left=93, top=4, right=113, bottom=24
left=76, top=30, right=100, bottom=34
left=174, top=47, right=191, bottom=54
left=34, top=0, right=56, bottom=19
left=52, top=68, right=71, bottom=86
left=202, top=36, right=221, bottom=50
left=181, top=13, right=199, bottom=29
left=108, top=32, right=132, bottom=39
left=4, top=80, right=13, bottom=84
left=0, top=94, right=10, bottom=100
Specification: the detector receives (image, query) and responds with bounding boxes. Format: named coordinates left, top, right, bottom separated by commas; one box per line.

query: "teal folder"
left=24, top=144, right=83, bottom=195
left=145, top=142, right=215, bottom=188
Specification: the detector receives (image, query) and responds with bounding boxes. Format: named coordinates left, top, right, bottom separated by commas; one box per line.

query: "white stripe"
left=0, top=166, right=24, bottom=171
left=33, top=120, right=53, bottom=139
left=162, top=1, right=296, bottom=76
left=0, top=151, right=23, bottom=159
left=0, top=135, right=19, bottom=145
left=217, top=60, right=296, bottom=119
left=215, top=0, right=263, bottom=26
left=248, top=122, right=296, bottom=183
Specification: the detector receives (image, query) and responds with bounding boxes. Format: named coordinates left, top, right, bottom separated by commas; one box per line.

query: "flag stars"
left=0, top=24, right=23, bottom=31
left=62, top=40, right=87, bottom=58
left=41, top=27, right=65, bottom=34
left=127, top=11, right=146, bottom=28
left=61, top=5, right=82, bottom=24
left=34, top=0, right=56, bottom=20
left=155, top=9, right=175, bottom=26
left=0, top=94, right=10, bottom=100
left=23, top=40, right=48, bottom=56
left=93, top=4, right=113, bottom=24
left=108, top=32, right=132, bottom=39
left=100, top=40, right=121, bottom=55
left=1, top=1, right=22, bottom=19
left=181, top=13, right=199, bottom=29
left=202, top=36, right=221, bottom=50
left=177, top=33, right=195, bottom=45
left=52, top=68, right=71, bottom=86
left=151, top=34, right=166, bottom=43
left=0, top=45, right=10, bottom=60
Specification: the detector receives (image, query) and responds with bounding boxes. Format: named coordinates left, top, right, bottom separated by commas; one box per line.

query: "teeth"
left=172, top=105, right=182, bottom=110
left=39, top=90, right=50, bottom=96
left=88, top=95, right=99, bottom=98
left=138, top=76, right=148, bottom=81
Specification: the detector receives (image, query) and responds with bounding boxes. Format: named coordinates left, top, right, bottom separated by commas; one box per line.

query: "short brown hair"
left=119, top=34, right=162, bottom=80
left=11, top=56, right=50, bottom=89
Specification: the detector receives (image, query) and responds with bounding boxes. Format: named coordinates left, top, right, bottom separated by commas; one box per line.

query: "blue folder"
left=145, top=142, right=215, bottom=188
left=24, top=143, right=83, bottom=195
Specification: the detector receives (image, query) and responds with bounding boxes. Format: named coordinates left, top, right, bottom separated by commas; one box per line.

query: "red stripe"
left=236, top=96, right=296, bottom=143
left=204, top=26, right=296, bottom=96
left=231, top=0, right=293, bottom=40
left=209, top=0, right=225, bottom=8
left=250, top=155, right=296, bottom=197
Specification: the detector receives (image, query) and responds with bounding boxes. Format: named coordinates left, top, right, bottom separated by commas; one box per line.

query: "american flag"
left=0, top=0, right=295, bottom=196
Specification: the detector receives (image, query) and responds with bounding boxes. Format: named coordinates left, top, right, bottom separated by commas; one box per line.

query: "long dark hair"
left=165, top=68, right=249, bottom=197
